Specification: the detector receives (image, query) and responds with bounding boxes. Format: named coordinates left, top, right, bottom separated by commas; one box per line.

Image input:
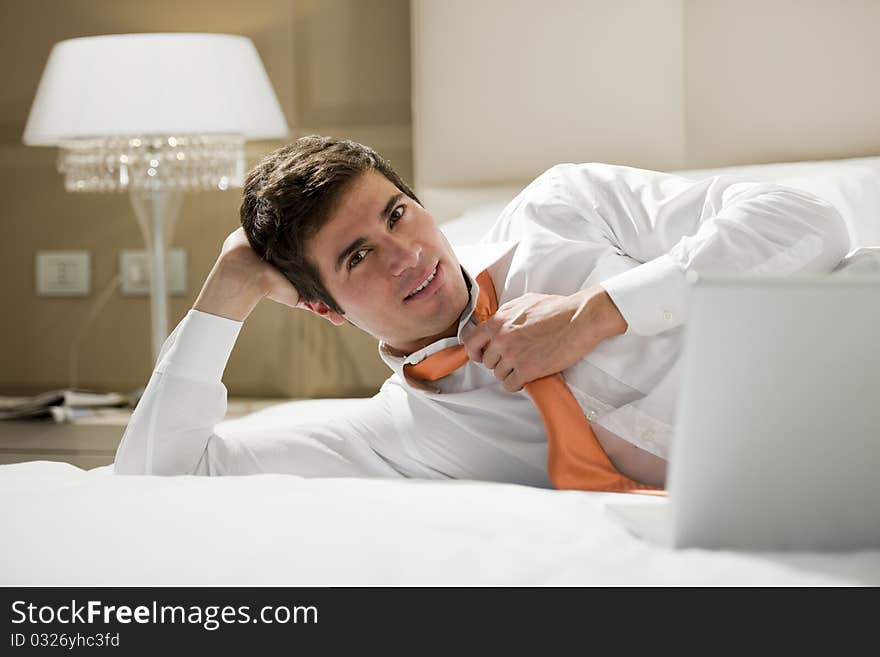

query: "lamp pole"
left=129, top=188, right=183, bottom=364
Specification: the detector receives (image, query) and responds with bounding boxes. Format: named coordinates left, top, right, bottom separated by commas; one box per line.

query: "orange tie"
left=404, top=270, right=666, bottom=496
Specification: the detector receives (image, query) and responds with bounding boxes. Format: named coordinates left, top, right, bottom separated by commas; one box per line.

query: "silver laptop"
left=608, top=275, right=880, bottom=550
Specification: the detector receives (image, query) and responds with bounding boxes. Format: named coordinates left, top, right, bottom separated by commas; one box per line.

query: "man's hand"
left=192, top=227, right=305, bottom=322
left=461, top=286, right=628, bottom=392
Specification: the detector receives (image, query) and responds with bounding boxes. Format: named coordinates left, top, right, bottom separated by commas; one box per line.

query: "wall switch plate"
left=119, top=249, right=188, bottom=296
left=36, top=251, right=91, bottom=296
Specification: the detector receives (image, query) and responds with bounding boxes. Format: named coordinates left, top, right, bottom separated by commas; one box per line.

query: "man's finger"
left=502, top=369, right=522, bottom=393
left=495, top=361, right=514, bottom=381
left=462, top=323, right=491, bottom=363
left=483, top=347, right=502, bottom=370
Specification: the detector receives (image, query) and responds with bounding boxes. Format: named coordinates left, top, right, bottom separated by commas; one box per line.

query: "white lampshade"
left=23, top=32, right=289, bottom=144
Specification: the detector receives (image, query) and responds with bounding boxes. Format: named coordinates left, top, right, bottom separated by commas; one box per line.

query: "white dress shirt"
left=114, top=163, right=850, bottom=487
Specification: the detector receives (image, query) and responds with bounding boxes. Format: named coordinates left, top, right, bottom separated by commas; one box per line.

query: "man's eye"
left=390, top=204, right=405, bottom=225
left=348, top=249, right=367, bottom=270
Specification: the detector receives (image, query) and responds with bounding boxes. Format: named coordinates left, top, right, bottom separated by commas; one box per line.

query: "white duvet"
left=2, top=459, right=879, bottom=586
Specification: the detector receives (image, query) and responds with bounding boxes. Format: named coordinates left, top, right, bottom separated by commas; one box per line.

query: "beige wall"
left=412, top=0, right=687, bottom=189
left=683, top=0, right=880, bottom=168
left=0, top=0, right=410, bottom=397
left=412, top=0, right=880, bottom=222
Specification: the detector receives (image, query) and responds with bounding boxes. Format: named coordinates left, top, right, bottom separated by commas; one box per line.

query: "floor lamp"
left=23, top=33, right=289, bottom=364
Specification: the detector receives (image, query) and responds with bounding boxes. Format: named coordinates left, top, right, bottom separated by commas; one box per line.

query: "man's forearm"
left=571, top=286, right=628, bottom=348
left=192, top=256, right=268, bottom=322
left=115, top=228, right=298, bottom=475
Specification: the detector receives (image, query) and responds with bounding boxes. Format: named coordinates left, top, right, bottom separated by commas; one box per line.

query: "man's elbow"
left=778, top=187, right=852, bottom=271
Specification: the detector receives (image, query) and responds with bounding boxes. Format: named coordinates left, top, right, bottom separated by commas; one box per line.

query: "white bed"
left=3, top=453, right=880, bottom=586
left=4, top=2, right=880, bottom=587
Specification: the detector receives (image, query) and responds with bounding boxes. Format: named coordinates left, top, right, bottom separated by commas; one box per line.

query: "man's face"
left=306, top=170, right=470, bottom=354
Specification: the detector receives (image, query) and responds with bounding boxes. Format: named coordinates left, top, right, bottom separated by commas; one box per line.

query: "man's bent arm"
left=564, top=163, right=850, bottom=336
left=114, top=228, right=269, bottom=474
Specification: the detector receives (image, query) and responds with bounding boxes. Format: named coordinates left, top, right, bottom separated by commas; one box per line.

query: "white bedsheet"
left=2, top=459, right=879, bottom=586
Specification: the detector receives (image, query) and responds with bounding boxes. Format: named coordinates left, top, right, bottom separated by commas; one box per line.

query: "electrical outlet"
left=36, top=251, right=91, bottom=296
left=119, top=249, right=188, bottom=296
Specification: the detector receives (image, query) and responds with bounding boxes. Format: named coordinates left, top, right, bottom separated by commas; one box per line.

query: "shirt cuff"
left=600, top=254, right=688, bottom=336
left=156, top=309, right=243, bottom=383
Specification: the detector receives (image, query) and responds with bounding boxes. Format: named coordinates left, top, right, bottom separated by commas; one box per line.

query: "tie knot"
left=474, top=269, right=498, bottom=322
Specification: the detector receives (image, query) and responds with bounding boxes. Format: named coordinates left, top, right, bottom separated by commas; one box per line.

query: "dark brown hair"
left=239, top=135, right=420, bottom=314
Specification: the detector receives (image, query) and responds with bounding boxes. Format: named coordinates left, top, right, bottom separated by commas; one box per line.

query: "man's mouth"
left=404, top=263, right=440, bottom=301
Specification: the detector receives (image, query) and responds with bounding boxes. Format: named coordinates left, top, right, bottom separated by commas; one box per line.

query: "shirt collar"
left=377, top=240, right=519, bottom=375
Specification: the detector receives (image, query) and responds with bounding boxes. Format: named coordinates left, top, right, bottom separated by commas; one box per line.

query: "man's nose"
left=385, top=234, right=421, bottom=277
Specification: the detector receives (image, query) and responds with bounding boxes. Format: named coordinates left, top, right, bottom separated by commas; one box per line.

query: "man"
left=113, top=136, right=850, bottom=489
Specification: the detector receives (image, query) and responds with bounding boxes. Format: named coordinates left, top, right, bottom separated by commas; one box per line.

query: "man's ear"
left=302, top=300, right=346, bottom=326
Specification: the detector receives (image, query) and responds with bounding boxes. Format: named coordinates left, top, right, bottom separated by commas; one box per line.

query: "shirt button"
left=663, top=310, right=673, bottom=321
left=642, top=428, right=655, bottom=439
left=587, top=410, right=597, bottom=420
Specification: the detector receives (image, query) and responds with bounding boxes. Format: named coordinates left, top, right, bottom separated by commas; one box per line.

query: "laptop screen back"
left=668, top=276, right=880, bottom=550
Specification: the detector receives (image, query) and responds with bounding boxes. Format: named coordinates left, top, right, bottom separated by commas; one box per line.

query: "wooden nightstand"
left=0, top=398, right=286, bottom=469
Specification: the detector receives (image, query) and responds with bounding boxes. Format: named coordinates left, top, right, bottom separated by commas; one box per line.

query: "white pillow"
left=440, top=199, right=513, bottom=246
